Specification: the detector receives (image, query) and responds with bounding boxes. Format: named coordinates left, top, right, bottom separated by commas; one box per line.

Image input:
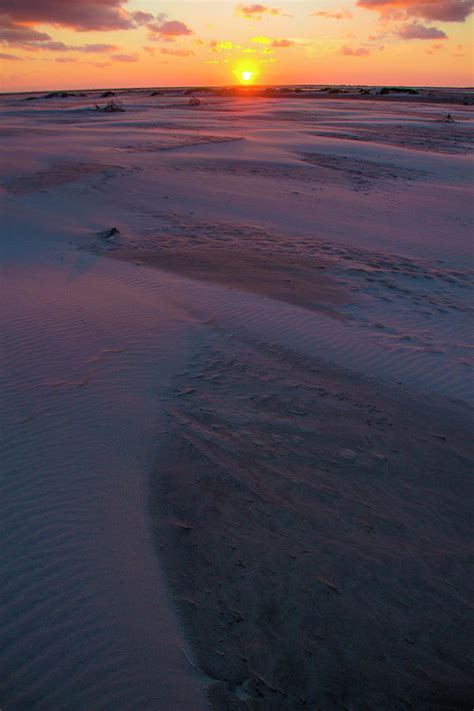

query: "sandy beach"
left=0, top=88, right=473, bottom=709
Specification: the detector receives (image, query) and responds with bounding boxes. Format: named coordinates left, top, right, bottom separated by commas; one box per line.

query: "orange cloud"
left=272, top=38, right=294, bottom=47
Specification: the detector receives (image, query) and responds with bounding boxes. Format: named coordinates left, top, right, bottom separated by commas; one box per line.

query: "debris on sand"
left=379, top=87, right=419, bottom=95
left=99, top=227, right=120, bottom=239
left=26, top=91, right=85, bottom=101
left=95, top=100, right=125, bottom=113
left=444, top=113, right=455, bottom=123
left=45, top=91, right=71, bottom=99
left=188, top=97, right=202, bottom=107
left=98, top=227, right=120, bottom=242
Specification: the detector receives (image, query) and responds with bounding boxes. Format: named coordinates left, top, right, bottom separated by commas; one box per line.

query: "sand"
left=152, top=334, right=473, bottom=709
left=0, top=87, right=473, bottom=709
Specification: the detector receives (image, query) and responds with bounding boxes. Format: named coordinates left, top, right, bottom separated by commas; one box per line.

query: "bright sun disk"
left=241, top=70, right=253, bottom=83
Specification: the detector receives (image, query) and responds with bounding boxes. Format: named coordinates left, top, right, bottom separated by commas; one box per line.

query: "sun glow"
left=234, top=61, right=258, bottom=85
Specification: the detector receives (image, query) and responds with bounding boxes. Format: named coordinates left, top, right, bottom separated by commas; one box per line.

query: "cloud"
left=79, top=43, right=117, bottom=52
left=0, top=25, right=52, bottom=46
left=210, top=40, right=234, bottom=52
left=0, top=2, right=163, bottom=40
left=339, top=45, right=371, bottom=55
left=160, top=47, right=194, bottom=57
left=236, top=4, right=281, bottom=19
left=44, top=42, right=118, bottom=52
left=250, top=35, right=294, bottom=47
left=1, top=28, right=118, bottom=53
left=356, top=0, right=473, bottom=22
left=112, top=53, right=138, bottom=61
left=55, top=57, right=78, bottom=63
left=311, top=8, right=353, bottom=19
left=148, top=19, right=193, bottom=41
left=0, top=50, right=22, bottom=59
left=396, top=21, right=447, bottom=37
left=0, top=0, right=135, bottom=31
left=271, top=37, right=294, bottom=46
left=131, top=11, right=154, bottom=24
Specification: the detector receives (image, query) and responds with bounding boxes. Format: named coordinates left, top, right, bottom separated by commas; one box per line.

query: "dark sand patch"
left=151, top=334, right=473, bottom=710
left=307, top=122, right=474, bottom=155
left=299, top=151, right=425, bottom=188
left=109, top=248, right=349, bottom=318
left=117, top=135, right=244, bottom=153
left=2, top=162, right=123, bottom=194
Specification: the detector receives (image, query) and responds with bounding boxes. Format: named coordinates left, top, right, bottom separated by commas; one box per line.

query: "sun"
left=234, top=62, right=258, bottom=85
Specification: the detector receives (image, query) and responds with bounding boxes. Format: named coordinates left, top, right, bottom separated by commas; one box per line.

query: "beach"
left=0, top=87, right=473, bottom=709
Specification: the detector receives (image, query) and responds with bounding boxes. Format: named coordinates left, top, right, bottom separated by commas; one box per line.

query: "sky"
left=0, top=0, right=473, bottom=91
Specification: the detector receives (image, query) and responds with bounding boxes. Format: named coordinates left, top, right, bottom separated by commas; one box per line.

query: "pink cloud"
left=0, top=1, right=158, bottom=39
left=356, top=0, right=473, bottom=22
left=147, top=19, right=193, bottom=41
left=0, top=0, right=134, bottom=31
left=1, top=28, right=118, bottom=53
left=46, top=42, right=117, bottom=52
left=131, top=11, right=154, bottom=24
left=0, top=25, right=51, bottom=45
left=397, top=21, right=447, bottom=37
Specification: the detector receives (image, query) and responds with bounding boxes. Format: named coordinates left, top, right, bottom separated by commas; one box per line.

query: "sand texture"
left=0, top=87, right=472, bottom=709
left=152, top=334, right=473, bottom=709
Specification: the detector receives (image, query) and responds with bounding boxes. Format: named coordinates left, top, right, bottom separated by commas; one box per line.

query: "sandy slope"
left=153, top=332, right=473, bottom=710
left=0, top=89, right=473, bottom=709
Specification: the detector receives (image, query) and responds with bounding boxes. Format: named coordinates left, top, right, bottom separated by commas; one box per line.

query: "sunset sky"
left=0, top=0, right=473, bottom=91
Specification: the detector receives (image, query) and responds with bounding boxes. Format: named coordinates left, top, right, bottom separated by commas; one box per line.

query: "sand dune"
left=153, top=332, right=473, bottom=709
